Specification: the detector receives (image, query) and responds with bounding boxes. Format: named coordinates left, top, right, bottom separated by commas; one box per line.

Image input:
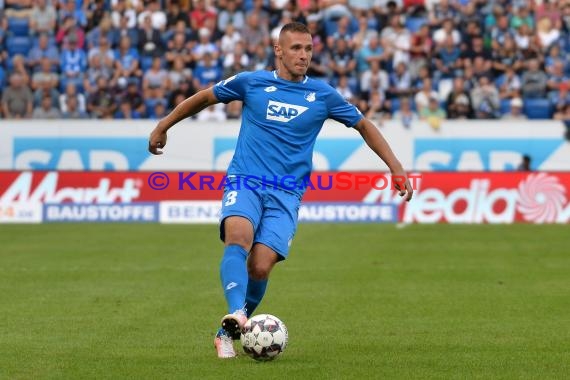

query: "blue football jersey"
left=213, top=70, right=363, bottom=196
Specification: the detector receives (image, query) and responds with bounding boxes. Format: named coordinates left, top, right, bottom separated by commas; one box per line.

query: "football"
left=240, top=314, right=288, bottom=361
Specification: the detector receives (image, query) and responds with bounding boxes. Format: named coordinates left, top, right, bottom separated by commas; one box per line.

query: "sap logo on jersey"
left=13, top=137, right=149, bottom=170
left=266, top=101, right=308, bottom=122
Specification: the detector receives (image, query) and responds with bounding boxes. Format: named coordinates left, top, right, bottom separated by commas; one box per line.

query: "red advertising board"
left=1, top=171, right=569, bottom=223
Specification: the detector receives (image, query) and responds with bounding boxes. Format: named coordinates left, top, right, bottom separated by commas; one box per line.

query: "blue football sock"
left=245, top=277, right=268, bottom=317
left=220, top=245, right=248, bottom=313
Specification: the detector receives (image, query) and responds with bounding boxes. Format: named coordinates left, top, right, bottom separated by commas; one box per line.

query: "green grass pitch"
left=1, top=224, right=569, bottom=379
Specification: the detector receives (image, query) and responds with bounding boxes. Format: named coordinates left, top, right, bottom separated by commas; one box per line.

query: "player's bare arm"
left=354, top=117, right=414, bottom=201
left=148, top=87, right=219, bottom=155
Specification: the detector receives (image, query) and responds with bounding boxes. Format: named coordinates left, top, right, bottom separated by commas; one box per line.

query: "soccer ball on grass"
left=240, top=314, right=288, bottom=361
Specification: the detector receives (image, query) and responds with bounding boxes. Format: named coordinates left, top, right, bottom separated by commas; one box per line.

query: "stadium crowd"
left=0, top=0, right=569, bottom=126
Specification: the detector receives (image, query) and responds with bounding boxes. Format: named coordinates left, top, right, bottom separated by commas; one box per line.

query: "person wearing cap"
left=502, top=97, right=528, bottom=119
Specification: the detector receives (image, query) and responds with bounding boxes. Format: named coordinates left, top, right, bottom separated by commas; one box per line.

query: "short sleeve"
left=327, top=88, right=364, bottom=128
left=213, top=71, right=253, bottom=104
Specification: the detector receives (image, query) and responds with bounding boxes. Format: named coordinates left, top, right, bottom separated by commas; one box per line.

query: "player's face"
left=276, top=31, right=313, bottom=81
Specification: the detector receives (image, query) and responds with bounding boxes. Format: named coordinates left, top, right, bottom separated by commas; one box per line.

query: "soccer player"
left=148, top=22, right=414, bottom=358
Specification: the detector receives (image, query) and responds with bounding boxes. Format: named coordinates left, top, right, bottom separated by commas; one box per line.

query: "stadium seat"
left=500, top=99, right=511, bottom=115
left=0, top=67, right=5, bottom=88
left=391, top=98, right=401, bottom=113
left=7, top=18, right=30, bottom=37
left=140, top=56, right=154, bottom=71
left=6, top=36, right=32, bottom=56
left=405, top=17, right=427, bottom=33
left=523, top=98, right=553, bottom=119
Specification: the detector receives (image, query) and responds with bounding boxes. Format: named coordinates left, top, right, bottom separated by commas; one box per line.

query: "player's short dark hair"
left=280, top=22, right=311, bottom=36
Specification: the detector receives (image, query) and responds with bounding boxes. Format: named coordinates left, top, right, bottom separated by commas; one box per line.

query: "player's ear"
left=274, top=43, right=282, bottom=58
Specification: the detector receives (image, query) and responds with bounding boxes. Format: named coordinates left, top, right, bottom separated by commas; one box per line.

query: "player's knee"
left=248, top=262, right=272, bottom=280
left=224, top=233, right=252, bottom=252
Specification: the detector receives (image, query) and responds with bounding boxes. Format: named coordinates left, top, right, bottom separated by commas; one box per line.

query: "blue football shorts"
left=219, top=177, right=301, bottom=260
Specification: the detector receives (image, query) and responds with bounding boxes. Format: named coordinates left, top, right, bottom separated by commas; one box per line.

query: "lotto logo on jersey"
left=266, top=101, right=308, bottom=123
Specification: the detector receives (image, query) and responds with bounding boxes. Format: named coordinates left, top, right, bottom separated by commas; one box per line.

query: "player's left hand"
left=391, top=169, right=413, bottom=202
left=148, top=126, right=167, bottom=155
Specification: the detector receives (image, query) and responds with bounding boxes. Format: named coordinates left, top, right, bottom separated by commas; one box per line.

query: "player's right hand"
left=148, top=126, right=167, bottom=155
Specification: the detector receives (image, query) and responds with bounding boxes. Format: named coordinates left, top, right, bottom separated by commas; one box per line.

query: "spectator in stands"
left=31, top=57, right=59, bottom=106
left=429, top=0, right=458, bottom=29
left=122, top=81, right=146, bottom=116
left=536, top=16, right=561, bottom=53
left=355, top=33, right=387, bottom=75
left=58, top=0, right=87, bottom=29
left=166, top=0, right=190, bottom=31
left=86, top=0, right=107, bottom=31
left=250, top=43, right=272, bottom=72
left=392, top=97, right=418, bottom=129
left=137, top=0, right=167, bottom=31
left=27, top=33, right=60, bottom=73
left=142, top=56, right=170, bottom=99
left=59, top=82, right=86, bottom=114
left=29, top=0, right=57, bottom=36
left=305, top=36, right=329, bottom=81
left=335, top=75, right=355, bottom=103
left=217, top=0, right=245, bottom=33
left=328, top=37, right=356, bottom=83
left=546, top=60, right=569, bottom=98
left=432, top=35, right=462, bottom=82
left=461, top=36, right=492, bottom=73
left=497, top=66, right=522, bottom=100
left=446, top=77, right=473, bottom=119
left=84, top=52, right=115, bottom=94
left=241, top=10, right=270, bottom=57
left=409, top=24, right=433, bottom=80
left=111, top=0, right=137, bottom=29
left=56, top=16, right=85, bottom=49
left=220, top=23, right=242, bottom=55
left=325, top=15, right=354, bottom=50
left=168, top=56, right=193, bottom=90
left=1, top=72, right=33, bottom=119
left=510, top=4, right=534, bottom=30
left=502, top=97, right=527, bottom=120
left=380, top=15, right=411, bottom=68
left=471, top=76, right=500, bottom=119
left=189, top=0, right=217, bottom=31
left=10, top=54, right=31, bottom=86
left=137, top=14, right=164, bottom=58
left=521, top=58, right=548, bottom=98
left=492, top=35, right=523, bottom=77
left=86, top=16, right=116, bottom=50
left=433, top=17, right=461, bottom=48
left=32, top=93, right=60, bottom=118
left=61, top=95, right=88, bottom=119
left=114, top=35, right=142, bottom=84
left=88, top=35, right=115, bottom=72
left=148, top=100, right=167, bottom=119
left=114, top=98, right=142, bottom=119
left=193, top=51, right=222, bottom=90
left=86, top=76, right=117, bottom=118
left=414, top=77, right=438, bottom=114
left=4, top=0, right=33, bottom=19
left=388, top=61, right=413, bottom=99
left=351, top=13, right=377, bottom=51
left=489, top=15, right=513, bottom=51
left=222, top=40, right=249, bottom=78
left=420, top=95, right=446, bottom=131
left=192, top=27, right=219, bottom=62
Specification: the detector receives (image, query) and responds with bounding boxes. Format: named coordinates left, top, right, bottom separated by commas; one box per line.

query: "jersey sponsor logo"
left=266, top=100, right=308, bottom=122
left=304, top=92, right=316, bottom=102
left=264, top=86, right=277, bottom=92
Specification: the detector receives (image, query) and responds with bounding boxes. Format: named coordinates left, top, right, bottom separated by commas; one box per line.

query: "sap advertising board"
left=1, top=120, right=569, bottom=171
